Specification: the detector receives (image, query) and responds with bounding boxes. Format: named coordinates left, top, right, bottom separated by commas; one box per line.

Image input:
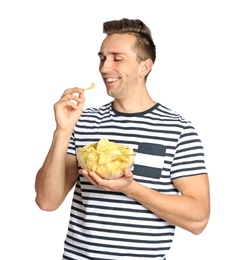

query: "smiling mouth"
left=104, top=77, right=120, bottom=87
left=105, top=77, right=119, bottom=83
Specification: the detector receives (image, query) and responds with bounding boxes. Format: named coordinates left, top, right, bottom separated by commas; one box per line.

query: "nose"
left=99, top=59, right=111, bottom=74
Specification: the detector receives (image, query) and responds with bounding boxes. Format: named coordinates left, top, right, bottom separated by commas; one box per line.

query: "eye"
left=114, top=56, right=123, bottom=61
left=98, top=55, right=106, bottom=62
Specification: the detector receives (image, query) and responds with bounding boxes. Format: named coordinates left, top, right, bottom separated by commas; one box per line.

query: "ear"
left=139, top=58, right=153, bottom=78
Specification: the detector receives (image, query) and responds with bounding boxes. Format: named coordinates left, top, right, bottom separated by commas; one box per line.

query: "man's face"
left=98, top=33, right=142, bottom=99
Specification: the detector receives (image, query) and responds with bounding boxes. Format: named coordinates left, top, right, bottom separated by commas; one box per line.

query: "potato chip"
left=77, top=139, right=135, bottom=179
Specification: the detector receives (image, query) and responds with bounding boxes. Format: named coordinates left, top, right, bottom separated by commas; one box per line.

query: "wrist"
left=122, top=179, right=138, bottom=198
left=53, top=128, right=72, bottom=145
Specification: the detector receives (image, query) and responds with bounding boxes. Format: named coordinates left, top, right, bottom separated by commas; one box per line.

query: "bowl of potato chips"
left=77, top=139, right=136, bottom=179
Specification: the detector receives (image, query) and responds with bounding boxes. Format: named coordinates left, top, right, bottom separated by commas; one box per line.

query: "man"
left=35, top=18, right=210, bottom=259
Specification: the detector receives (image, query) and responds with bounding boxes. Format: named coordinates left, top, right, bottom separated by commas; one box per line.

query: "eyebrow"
left=97, top=51, right=125, bottom=56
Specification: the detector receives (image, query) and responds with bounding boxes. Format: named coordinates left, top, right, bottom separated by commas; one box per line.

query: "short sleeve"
left=67, top=132, right=76, bottom=156
left=170, top=121, right=207, bottom=179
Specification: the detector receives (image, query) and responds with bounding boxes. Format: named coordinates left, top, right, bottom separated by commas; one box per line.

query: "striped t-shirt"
left=63, top=102, right=207, bottom=260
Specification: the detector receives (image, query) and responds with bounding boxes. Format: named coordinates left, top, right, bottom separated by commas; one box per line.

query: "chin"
left=106, top=86, right=116, bottom=97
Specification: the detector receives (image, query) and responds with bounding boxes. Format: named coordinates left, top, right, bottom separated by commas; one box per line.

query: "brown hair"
left=103, top=18, right=156, bottom=64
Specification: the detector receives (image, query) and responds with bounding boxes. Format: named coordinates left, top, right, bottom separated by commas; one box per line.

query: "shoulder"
left=154, top=103, right=192, bottom=126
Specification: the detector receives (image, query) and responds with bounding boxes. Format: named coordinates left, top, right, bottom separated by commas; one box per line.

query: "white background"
left=0, top=0, right=245, bottom=259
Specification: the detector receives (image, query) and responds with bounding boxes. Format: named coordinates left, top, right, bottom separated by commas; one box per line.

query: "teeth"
left=106, top=78, right=117, bottom=82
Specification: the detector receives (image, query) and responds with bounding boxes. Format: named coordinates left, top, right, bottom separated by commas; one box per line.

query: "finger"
left=59, top=88, right=84, bottom=102
left=87, top=171, right=113, bottom=190
left=62, top=87, right=84, bottom=97
left=124, top=168, right=133, bottom=178
left=56, top=92, right=85, bottom=111
left=55, top=99, right=80, bottom=111
left=61, top=93, right=84, bottom=104
left=81, top=170, right=99, bottom=186
left=88, top=171, right=104, bottom=184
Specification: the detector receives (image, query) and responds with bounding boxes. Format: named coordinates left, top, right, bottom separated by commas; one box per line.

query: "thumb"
left=124, top=168, right=133, bottom=178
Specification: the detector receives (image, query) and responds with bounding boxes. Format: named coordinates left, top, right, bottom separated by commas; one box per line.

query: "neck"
left=113, top=93, right=156, bottom=113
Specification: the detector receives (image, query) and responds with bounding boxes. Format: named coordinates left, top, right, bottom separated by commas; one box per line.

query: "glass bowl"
left=76, top=149, right=136, bottom=180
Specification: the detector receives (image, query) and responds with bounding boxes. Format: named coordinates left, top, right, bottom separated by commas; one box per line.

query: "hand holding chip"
left=54, top=87, right=86, bottom=132
left=54, top=84, right=95, bottom=132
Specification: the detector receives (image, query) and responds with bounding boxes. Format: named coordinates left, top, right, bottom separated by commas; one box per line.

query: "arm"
left=35, top=87, right=85, bottom=211
left=81, top=169, right=210, bottom=235
left=124, top=173, right=210, bottom=235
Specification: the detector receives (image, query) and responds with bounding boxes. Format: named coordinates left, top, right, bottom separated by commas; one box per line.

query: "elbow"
left=190, top=215, right=210, bottom=235
left=190, top=200, right=211, bottom=235
left=35, top=195, right=60, bottom=212
left=191, top=224, right=207, bottom=235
